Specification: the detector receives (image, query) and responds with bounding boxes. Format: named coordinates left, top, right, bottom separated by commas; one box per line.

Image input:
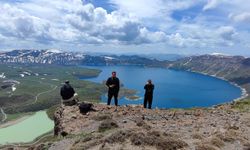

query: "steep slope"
left=168, top=55, right=250, bottom=84
left=166, top=55, right=250, bottom=103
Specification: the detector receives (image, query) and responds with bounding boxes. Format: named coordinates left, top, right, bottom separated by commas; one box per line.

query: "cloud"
left=109, top=0, right=196, bottom=18
left=0, top=3, right=58, bottom=43
left=167, top=32, right=209, bottom=48
left=217, top=26, right=237, bottom=41
left=229, top=12, right=250, bottom=23
left=0, top=0, right=93, bottom=44
left=164, top=24, right=238, bottom=48
left=0, top=1, right=171, bottom=46
left=0, top=33, right=6, bottom=42
left=109, top=0, right=165, bottom=18
left=65, top=3, right=168, bottom=44
left=0, top=4, right=45, bottom=39
left=203, top=0, right=220, bottom=11
left=168, top=33, right=189, bottom=47
left=0, top=0, right=249, bottom=55
left=139, top=28, right=167, bottom=43
left=108, top=0, right=197, bottom=31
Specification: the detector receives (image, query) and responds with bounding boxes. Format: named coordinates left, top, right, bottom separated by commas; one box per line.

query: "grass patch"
left=105, top=129, right=188, bottom=150
left=232, top=98, right=250, bottom=112
left=196, top=144, right=216, bottom=150
left=92, top=113, right=112, bottom=121
left=210, top=137, right=225, bottom=148
left=192, top=133, right=203, bottom=140
left=98, top=119, right=118, bottom=132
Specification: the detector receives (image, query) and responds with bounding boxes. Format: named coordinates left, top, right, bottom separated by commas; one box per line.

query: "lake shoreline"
left=186, top=69, right=249, bottom=102
left=0, top=131, right=54, bottom=149
left=125, top=95, right=142, bottom=101
left=0, top=115, right=31, bottom=129
left=0, top=111, right=54, bottom=146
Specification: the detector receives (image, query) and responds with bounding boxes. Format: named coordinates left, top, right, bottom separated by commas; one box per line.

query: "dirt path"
left=20, top=80, right=58, bottom=107
left=0, top=108, right=7, bottom=122
left=24, top=79, right=58, bottom=104
left=33, top=85, right=58, bottom=104
left=1, top=81, right=57, bottom=125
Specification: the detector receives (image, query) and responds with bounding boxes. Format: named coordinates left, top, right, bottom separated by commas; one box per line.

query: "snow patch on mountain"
left=104, top=56, right=115, bottom=60
left=46, top=49, right=62, bottom=53
left=0, top=73, right=6, bottom=79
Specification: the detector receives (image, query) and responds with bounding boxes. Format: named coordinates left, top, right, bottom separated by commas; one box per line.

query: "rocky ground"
left=21, top=103, right=249, bottom=150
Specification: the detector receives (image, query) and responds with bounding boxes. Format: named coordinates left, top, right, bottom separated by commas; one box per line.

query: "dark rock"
left=79, top=102, right=94, bottom=114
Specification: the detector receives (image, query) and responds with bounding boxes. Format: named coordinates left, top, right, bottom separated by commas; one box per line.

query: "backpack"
left=79, top=102, right=94, bottom=114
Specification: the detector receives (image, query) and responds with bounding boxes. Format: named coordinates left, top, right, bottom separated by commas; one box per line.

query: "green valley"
left=0, top=64, right=106, bottom=121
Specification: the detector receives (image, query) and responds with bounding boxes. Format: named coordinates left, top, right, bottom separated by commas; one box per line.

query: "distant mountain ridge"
left=166, top=54, right=250, bottom=88
left=1, top=49, right=250, bottom=86
left=141, top=53, right=185, bottom=61
left=0, top=49, right=83, bottom=65
left=0, top=49, right=164, bottom=66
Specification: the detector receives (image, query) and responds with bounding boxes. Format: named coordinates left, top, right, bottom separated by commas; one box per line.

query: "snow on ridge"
left=75, top=53, right=85, bottom=58
left=210, top=53, right=232, bottom=58
left=210, top=53, right=228, bottom=56
left=23, top=71, right=31, bottom=76
left=51, top=79, right=59, bottom=81
left=3, top=80, right=20, bottom=84
left=0, top=73, right=6, bottom=79
left=104, top=56, right=115, bottom=60
left=46, top=49, right=62, bottom=53
left=12, top=85, right=16, bottom=92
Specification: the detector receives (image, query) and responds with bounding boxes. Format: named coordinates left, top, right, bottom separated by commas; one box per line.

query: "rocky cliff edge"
left=51, top=103, right=250, bottom=150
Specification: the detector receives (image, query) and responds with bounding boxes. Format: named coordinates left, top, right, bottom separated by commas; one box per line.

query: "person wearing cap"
left=106, top=71, right=120, bottom=106
left=60, top=80, right=78, bottom=106
left=144, top=79, right=154, bottom=109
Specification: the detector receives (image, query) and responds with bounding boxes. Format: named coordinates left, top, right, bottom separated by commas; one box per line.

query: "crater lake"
left=81, top=66, right=242, bottom=108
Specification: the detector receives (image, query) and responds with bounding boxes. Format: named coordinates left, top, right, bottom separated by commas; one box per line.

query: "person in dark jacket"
left=144, top=79, right=154, bottom=109
left=60, top=80, right=78, bottom=106
left=106, top=71, right=120, bottom=106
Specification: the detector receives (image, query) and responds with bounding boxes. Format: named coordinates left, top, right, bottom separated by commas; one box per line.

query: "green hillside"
left=0, top=64, right=105, bottom=116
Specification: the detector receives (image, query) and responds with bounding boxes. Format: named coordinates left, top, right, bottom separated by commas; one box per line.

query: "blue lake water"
left=81, top=66, right=242, bottom=109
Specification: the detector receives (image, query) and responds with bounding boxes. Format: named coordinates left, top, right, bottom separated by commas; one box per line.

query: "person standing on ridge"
left=106, top=71, right=120, bottom=106
left=144, top=79, right=154, bottom=109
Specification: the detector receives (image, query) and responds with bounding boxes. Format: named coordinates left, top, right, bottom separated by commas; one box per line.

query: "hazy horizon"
left=0, top=0, right=250, bottom=56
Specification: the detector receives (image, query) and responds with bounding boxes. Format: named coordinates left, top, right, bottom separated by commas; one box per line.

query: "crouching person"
left=60, top=80, right=78, bottom=106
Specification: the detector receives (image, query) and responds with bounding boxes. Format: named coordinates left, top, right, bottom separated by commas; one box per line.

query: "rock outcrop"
left=52, top=103, right=250, bottom=150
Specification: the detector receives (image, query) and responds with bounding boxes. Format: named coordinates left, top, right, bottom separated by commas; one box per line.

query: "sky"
left=0, top=0, right=250, bottom=56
